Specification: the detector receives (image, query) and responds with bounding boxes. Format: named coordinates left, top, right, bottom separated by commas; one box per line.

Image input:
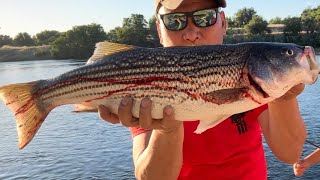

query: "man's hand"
left=272, top=83, right=305, bottom=103
left=98, top=96, right=182, bottom=132
left=293, top=159, right=310, bottom=176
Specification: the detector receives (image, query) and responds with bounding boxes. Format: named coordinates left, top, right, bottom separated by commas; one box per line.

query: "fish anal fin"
left=88, top=41, right=139, bottom=63
left=194, top=114, right=231, bottom=134
left=0, top=81, right=50, bottom=149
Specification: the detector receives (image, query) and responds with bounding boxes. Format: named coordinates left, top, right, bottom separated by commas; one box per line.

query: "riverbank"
left=0, top=45, right=53, bottom=62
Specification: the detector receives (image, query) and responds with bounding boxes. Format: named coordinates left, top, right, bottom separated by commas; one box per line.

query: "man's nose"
left=182, top=18, right=200, bottom=42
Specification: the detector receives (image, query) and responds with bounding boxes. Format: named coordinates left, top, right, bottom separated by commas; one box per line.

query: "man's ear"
left=219, top=11, right=227, bottom=36
left=156, top=19, right=163, bottom=45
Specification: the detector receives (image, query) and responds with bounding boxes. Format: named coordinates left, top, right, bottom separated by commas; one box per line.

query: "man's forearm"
left=135, top=126, right=184, bottom=180
left=304, top=148, right=320, bottom=166
left=265, top=98, right=306, bottom=163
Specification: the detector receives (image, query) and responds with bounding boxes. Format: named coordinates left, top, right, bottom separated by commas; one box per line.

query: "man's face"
left=156, top=0, right=226, bottom=47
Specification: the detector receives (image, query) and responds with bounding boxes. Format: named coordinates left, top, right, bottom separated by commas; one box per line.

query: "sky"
left=0, top=0, right=319, bottom=37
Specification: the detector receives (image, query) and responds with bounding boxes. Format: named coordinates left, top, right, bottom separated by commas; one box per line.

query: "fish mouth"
left=305, top=46, right=320, bottom=75
left=303, top=47, right=316, bottom=70
left=248, top=75, right=270, bottom=99
left=298, top=46, right=319, bottom=84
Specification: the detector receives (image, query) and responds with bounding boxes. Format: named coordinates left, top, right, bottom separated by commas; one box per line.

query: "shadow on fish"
left=0, top=41, right=319, bottom=149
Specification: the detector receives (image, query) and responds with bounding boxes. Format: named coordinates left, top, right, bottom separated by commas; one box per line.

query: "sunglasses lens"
left=193, top=9, right=217, bottom=27
left=162, top=13, right=187, bottom=31
left=161, top=9, right=218, bottom=31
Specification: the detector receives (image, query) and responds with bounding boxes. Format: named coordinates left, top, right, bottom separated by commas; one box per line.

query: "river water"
left=0, top=58, right=319, bottom=180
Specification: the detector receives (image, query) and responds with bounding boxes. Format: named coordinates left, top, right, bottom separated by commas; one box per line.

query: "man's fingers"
left=118, top=96, right=139, bottom=127
left=163, top=105, right=174, bottom=121
left=98, top=105, right=119, bottom=124
left=152, top=105, right=181, bottom=132
left=296, top=160, right=308, bottom=168
left=99, top=98, right=180, bottom=130
left=139, top=98, right=153, bottom=129
left=293, top=160, right=308, bottom=177
left=294, top=171, right=304, bottom=177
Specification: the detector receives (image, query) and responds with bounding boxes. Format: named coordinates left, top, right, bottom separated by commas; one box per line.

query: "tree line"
left=224, top=6, right=320, bottom=46
left=0, top=6, right=319, bottom=59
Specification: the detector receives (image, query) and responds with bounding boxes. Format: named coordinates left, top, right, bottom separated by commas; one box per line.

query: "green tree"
left=106, top=14, right=150, bottom=47
left=0, top=35, right=13, bottom=47
left=301, top=7, right=320, bottom=34
left=50, top=23, right=107, bottom=59
left=244, top=15, right=269, bottom=35
left=283, top=16, right=302, bottom=35
left=34, top=30, right=61, bottom=45
left=148, top=15, right=161, bottom=47
left=303, top=6, right=320, bottom=22
left=122, top=14, right=149, bottom=46
left=234, top=7, right=257, bottom=27
left=303, top=17, right=319, bottom=34
left=269, top=17, right=283, bottom=24
left=226, top=17, right=236, bottom=28
left=13, top=32, right=35, bottom=46
left=106, top=27, right=123, bottom=43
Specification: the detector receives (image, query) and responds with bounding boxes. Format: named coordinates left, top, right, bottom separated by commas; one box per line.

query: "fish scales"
left=39, top=46, right=246, bottom=107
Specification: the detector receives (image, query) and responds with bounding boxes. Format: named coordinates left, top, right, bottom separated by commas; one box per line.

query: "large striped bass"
left=0, top=42, right=319, bottom=149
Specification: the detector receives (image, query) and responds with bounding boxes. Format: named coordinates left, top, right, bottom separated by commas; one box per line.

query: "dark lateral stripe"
left=42, top=75, right=244, bottom=105
left=41, top=64, right=241, bottom=96
left=41, top=71, right=242, bottom=102
left=40, top=75, right=180, bottom=100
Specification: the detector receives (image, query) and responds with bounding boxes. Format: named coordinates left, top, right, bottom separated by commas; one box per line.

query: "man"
left=96, top=0, right=306, bottom=179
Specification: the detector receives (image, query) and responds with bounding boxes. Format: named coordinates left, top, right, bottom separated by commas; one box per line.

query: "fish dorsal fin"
left=87, top=41, right=138, bottom=63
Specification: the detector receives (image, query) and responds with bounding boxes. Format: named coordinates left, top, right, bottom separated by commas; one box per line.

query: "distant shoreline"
left=0, top=45, right=319, bottom=62
left=0, top=45, right=53, bottom=62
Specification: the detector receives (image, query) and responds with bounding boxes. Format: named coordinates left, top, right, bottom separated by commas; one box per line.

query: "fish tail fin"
left=0, top=81, right=50, bottom=149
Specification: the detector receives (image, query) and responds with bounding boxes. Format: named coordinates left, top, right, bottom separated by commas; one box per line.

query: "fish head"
left=247, top=43, right=319, bottom=99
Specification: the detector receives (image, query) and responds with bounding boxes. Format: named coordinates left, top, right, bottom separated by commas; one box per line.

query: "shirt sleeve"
left=129, top=127, right=152, bottom=138
left=252, top=104, right=268, bottom=117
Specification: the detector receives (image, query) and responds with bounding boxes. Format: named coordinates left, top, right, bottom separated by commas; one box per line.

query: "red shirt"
left=130, top=105, right=268, bottom=180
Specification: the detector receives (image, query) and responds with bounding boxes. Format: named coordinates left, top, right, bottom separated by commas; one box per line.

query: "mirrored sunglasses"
left=159, top=8, right=219, bottom=31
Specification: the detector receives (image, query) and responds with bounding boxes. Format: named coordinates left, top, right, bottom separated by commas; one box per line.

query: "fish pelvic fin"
left=0, top=81, right=49, bottom=149
left=194, top=114, right=231, bottom=134
left=87, top=41, right=139, bottom=63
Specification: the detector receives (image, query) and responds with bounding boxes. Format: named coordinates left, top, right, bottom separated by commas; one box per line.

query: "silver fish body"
left=0, top=42, right=318, bottom=148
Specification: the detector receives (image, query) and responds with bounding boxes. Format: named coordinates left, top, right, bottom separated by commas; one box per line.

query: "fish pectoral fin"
left=73, top=103, right=98, bottom=113
left=194, top=114, right=231, bottom=134
left=88, top=41, right=139, bottom=63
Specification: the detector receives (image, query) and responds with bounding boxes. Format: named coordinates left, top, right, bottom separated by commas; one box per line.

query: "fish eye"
left=286, top=49, right=294, bottom=56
